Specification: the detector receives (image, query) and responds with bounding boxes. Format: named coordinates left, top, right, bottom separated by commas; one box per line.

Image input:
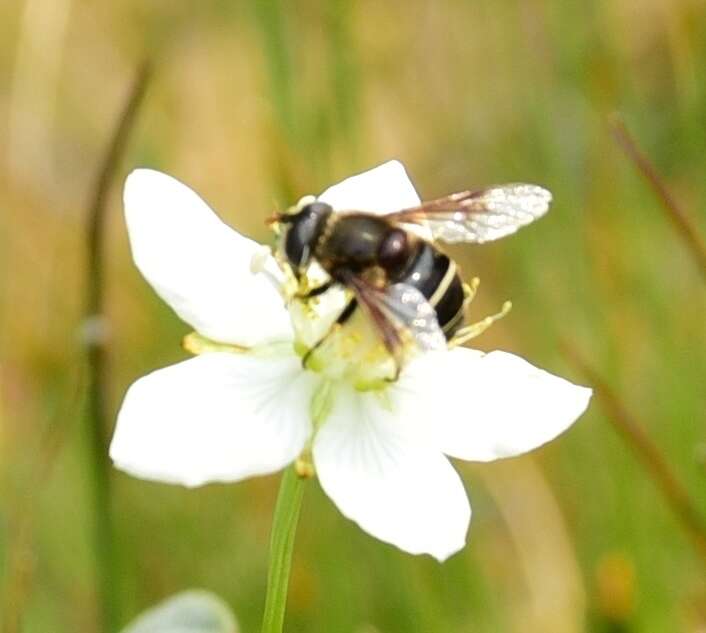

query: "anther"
left=449, top=300, right=513, bottom=348
left=295, top=452, right=316, bottom=478
left=463, top=277, right=481, bottom=309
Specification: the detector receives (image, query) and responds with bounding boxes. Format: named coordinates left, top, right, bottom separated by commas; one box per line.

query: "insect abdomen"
left=394, top=242, right=465, bottom=339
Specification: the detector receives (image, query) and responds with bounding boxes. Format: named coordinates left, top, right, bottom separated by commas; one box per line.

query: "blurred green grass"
left=1, top=0, right=705, bottom=632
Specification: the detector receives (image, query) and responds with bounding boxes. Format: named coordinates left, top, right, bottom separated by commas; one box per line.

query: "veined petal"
left=313, top=385, right=471, bottom=561
left=407, top=348, right=591, bottom=462
left=110, top=352, right=316, bottom=487
left=124, top=169, right=292, bottom=347
left=318, top=160, right=421, bottom=213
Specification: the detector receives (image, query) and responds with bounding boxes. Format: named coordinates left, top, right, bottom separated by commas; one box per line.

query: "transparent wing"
left=378, top=283, right=447, bottom=352
left=385, top=184, right=551, bottom=244
left=346, top=277, right=446, bottom=362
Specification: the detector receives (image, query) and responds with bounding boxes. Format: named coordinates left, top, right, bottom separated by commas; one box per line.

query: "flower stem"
left=84, top=62, right=151, bottom=632
left=260, top=466, right=306, bottom=633
left=609, top=113, right=706, bottom=280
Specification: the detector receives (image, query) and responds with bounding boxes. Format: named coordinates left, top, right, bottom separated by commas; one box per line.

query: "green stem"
left=260, top=466, right=306, bottom=633
left=84, top=62, right=151, bottom=632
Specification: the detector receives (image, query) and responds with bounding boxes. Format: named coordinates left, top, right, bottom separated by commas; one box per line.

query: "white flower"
left=110, top=161, right=591, bottom=561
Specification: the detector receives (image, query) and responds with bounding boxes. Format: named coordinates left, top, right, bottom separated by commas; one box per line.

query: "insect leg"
left=295, top=279, right=335, bottom=299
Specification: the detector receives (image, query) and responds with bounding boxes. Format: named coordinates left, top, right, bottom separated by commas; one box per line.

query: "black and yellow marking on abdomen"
left=395, top=242, right=466, bottom=340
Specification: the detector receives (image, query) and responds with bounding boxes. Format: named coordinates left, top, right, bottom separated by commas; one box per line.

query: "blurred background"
left=1, top=0, right=705, bottom=631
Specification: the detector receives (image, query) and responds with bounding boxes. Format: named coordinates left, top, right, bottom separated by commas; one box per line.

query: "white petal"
left=407, top=348, right=592, bottom=462
left=124, top=169, right=292, bottom=347
left=288, top=285, right=350, bottom=350
left=110, top=352, right=316, bottom=487
left=313, top=385, right=471, bottom=561
left=318, top=160, right=421, bottom=213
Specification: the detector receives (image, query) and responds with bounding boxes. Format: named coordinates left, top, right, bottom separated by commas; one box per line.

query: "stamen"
left=182, top=332, right=248, bottom=355
left=463, top=277, right=480, bottom=308
left=295, top=450, right=316, bottom=478
left=449, top=300, right=512, bottom=348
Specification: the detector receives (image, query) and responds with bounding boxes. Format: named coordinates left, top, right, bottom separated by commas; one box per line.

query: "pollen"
left=295, top=290, right=398, bottom=387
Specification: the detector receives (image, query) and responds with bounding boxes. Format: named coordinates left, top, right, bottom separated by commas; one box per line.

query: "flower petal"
left=318, top=160, right=421, bottom=213
left=313, top=385, right=471, bottom=561
left=406, top=348, right=592, bottom=462
left=124, top=169, right=292, bottom=347
left=110, top=352, right=316, bottom=487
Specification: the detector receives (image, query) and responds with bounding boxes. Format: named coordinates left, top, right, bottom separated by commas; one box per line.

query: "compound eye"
left=378, top=228, right=408, bottom=270
left=283, top=202, right=332, bottom=269
left=298, top=201, right=332, bottom=216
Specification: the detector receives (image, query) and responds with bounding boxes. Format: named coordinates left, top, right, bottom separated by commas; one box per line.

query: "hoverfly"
left=271, top=182, right=551, bottom=372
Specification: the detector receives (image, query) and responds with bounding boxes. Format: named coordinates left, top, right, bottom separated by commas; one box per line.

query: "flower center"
left=294, top=301, right=400, bottom=389
left=251, top=245, right=513, bottom=389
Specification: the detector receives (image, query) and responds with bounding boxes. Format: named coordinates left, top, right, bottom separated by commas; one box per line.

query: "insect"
left=271, top=183, right=551, bottom=372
